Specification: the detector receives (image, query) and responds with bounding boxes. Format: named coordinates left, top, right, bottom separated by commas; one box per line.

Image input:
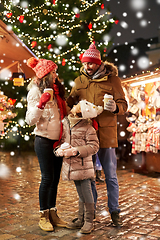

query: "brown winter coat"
left=66, top=62, right=128, bottom=148
left=61, top=114, right=99, bottom=181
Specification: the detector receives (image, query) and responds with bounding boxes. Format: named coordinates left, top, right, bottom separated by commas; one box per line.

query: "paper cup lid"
left=104, top=94, right=113, bottom=98
left=60, top=142, right=70, bottom=149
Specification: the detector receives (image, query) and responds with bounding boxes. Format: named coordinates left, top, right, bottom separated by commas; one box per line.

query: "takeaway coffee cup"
left=60, top=142, right=71, bottom=150
left=44, top=88, right=53, bottom=102
left=60, top=142, right=71, bottom=158
left=104, top=94, right=113, bottom=108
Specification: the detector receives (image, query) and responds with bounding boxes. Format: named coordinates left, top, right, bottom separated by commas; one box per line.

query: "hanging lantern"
left=11, top=72, right=25, bottom=86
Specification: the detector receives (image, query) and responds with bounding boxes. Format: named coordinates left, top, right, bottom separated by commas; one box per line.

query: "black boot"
left=111, top=211, right=122, bottom=228
left=96, top=170, right=105, bottom=183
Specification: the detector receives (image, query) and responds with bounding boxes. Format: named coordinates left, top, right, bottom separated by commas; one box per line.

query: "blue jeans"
left=34, top=136, right=63, bottom=211
left=92, top=148, right=120, bottom=214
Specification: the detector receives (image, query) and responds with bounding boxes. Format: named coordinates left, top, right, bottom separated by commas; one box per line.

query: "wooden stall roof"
left=121, top=68, right=160, bottom=86
left=0, top=20, right=36, bottom=79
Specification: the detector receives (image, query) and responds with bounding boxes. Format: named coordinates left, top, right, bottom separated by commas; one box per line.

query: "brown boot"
left=39, top=209, right=54, bottom=231
left=66, top=201, right=84, bottom=229
left=49, top=207, right=67, bottom=227
left=96, top=170, right=105, bottom=183
left=80, top=203, right=94, bottom=234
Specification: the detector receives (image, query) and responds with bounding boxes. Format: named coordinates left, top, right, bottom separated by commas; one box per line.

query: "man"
left=66, top=43, right=128, bottom=227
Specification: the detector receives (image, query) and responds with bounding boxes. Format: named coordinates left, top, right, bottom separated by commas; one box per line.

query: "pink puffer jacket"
left=61, top=114, right=99, bottom=181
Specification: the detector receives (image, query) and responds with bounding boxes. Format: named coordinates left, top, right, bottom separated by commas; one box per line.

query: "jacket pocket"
left=97, top=84, right=113, bottom=95
left=76, top=83, right=88, bottom=100
left=98, top=112, right=117, bottom=127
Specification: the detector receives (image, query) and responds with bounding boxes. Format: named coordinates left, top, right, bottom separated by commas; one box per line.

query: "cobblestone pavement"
left=0, top=151, right=160, bottom=240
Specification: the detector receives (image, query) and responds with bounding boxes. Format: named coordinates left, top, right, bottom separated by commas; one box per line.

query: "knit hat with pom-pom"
left=81, top=43, right=101, bottom=65
left=27, top=57, right=58, bottom=79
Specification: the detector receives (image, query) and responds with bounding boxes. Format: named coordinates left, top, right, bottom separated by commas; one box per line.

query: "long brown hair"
left=38, top=73, right=65, bottom=99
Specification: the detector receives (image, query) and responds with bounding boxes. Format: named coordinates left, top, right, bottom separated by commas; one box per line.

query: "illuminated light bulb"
left=24, top=135, right=30, bottom=141
left=18, top=119, right=25, bottom=127
left=50, top=22, right=57, bottom=29
left=12, top=126, right=18, bottom=132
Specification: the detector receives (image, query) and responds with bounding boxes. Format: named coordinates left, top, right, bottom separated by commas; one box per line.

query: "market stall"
left=122, top=68, right=160, bottom=172
left=0, top=20, right=36, bottom=80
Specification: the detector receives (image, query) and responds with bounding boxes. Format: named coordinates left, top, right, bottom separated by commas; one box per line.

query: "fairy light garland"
left=1, top=0, right=113, bottom=56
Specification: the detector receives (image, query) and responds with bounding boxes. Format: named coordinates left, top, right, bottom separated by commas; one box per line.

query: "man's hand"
left=104, top=99, right=117, bottom=112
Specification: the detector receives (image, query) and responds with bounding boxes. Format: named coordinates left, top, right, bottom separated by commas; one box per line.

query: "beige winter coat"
left=61, top=114, right=99, bottom=181
left=66, top=62, right=128, bottom=148
left=25, top=84, right=60, bottom=140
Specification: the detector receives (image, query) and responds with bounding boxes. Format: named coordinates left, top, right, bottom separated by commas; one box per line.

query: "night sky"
left=105, top=0, right=160, bottom=45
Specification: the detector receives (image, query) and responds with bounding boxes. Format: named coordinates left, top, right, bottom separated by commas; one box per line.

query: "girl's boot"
left=66, top=201, right=84, bottom=229
left=39, top=209, right=54, bottom=231
left=49, top=207, right=67, bottom=227
left=80, top=203, right=94, bottom=234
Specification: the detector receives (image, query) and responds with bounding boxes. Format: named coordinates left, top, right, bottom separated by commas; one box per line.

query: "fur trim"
left=104, top=61, right=118, bottom=77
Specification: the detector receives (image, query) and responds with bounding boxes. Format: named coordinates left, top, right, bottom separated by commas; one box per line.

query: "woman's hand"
left=37, top=92, right=51, bottom=109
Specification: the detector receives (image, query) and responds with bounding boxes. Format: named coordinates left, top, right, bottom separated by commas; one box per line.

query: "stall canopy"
left=0, top=20, right=36, bottom=80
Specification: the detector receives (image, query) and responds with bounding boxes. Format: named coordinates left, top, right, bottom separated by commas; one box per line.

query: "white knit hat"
left=81, top=43, right=101, bottom=65
left=79, top=100, right=103, bottom=119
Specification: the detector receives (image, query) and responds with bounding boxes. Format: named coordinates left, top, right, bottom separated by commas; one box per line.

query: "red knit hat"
left=81, top=43, right=101, bottom=65
left=27, top=57, right=58, bottom=79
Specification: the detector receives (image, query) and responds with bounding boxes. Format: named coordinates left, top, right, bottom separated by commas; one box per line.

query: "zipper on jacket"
left=81, top=158, right=84, bottom=166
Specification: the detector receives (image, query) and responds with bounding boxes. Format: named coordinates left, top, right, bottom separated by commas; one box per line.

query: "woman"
left=25, top=57, right=67, bottom=231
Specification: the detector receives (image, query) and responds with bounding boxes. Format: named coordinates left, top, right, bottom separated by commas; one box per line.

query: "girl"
left=55, top=100, right=102, bottom=234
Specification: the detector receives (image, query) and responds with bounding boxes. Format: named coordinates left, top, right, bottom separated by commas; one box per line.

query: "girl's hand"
left=63, top=147, right=78, bottom=157
left=55, top=148, right=64, bottom=157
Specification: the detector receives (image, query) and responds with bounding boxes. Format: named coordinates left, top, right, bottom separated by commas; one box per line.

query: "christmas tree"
left=0, top=0, right=117, bottom=89
left=0, top=80, right=35, bottom=151
left=0, top=0, right=117, bottom=150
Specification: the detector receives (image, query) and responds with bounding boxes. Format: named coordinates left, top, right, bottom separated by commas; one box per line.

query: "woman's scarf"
left=53, top=84, right=67, bottom=148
